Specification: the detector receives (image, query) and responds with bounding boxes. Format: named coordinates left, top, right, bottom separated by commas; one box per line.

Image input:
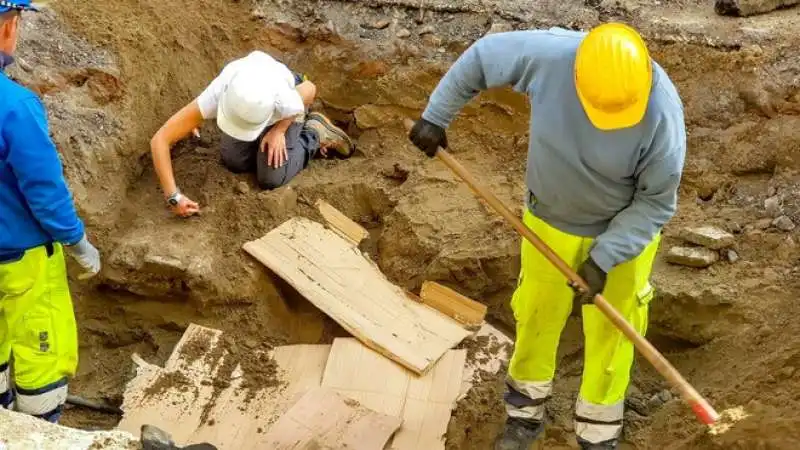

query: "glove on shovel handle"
left=403, top=118, right=720, bottom=426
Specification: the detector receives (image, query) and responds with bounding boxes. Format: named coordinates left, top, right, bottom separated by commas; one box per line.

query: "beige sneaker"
left=305, top=112, right=354, bottom=158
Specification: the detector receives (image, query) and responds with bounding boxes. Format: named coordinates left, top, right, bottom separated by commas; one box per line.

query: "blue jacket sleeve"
left=590, top=110, right=686, bottom=272
left=3, top=97, right=85, bottom=245
left=422, top=31, right=551, bottom=129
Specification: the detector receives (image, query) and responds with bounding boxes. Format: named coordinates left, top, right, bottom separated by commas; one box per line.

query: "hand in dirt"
left=570, top=257, right=607, bottom=315
left=408, top=118, right=447, bottom=158
left=171, top=194, right=200, bottom=218
left=261, top=127, right=288, bottom=169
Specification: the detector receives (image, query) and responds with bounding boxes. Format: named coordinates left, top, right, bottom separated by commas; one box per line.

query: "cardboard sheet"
left=261, top=387, right=402, bottom=449
left=117, top=324, right=331, bottom=449
left=321, top=338, right=467, bottom=450
left=242, top=217, right=470, bottom=375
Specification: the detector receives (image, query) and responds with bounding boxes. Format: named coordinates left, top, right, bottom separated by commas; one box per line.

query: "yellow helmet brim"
left=576, top=85, right=649, bottom=131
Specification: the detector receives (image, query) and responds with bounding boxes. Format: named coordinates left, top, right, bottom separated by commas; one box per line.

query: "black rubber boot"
left=578, top=437, right=619, bottom=450
left=493, top=417, right=545, bottom=450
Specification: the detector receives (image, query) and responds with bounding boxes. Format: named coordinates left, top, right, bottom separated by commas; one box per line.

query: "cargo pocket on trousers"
left=21, top=308, right=57, bottom=361
left=0, top=255, right=37, bottom=296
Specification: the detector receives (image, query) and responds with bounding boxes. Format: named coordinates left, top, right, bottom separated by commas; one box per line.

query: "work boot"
left=305, top=112, right=354, bottom=158
left=494, top=417, right=545, bottom=450
left=578, top=438, right=619, bottom=450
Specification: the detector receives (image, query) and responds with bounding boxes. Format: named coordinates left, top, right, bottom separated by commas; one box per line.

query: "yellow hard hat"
left=574, top=23, right=652, bottom=131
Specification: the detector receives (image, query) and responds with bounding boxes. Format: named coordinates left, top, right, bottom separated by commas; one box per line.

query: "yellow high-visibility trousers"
left=505, top=210, right=659, bottom=445
left=0, top=243, right=78, bottom=422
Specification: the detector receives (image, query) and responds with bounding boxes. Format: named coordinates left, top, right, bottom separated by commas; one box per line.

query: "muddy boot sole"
left=307, top=112, right=354, bottom=158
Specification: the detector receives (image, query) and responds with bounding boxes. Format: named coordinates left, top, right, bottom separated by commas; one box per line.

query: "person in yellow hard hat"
left=408, top=23, right=686, bottom=450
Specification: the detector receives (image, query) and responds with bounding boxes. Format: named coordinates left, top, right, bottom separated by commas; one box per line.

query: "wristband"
left=167, top=190, right=183, bottom=207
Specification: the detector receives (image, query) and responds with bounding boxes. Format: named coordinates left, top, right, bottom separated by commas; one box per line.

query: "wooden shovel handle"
left=432, top=145, right=720, bottom=425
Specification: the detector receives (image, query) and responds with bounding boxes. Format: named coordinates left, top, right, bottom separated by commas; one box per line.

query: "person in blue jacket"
left=0, top=0, right=101, bottom=423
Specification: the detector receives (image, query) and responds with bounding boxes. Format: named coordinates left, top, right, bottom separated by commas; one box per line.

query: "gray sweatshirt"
left=422, top=28, right=686, bottom=272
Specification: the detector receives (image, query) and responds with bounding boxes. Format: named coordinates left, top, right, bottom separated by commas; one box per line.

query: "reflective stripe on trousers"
left=0, top=361, right=11, bottom=409
left=575, top=397, right=624, bottom=444
left=505, top=210, right=659, bottom=442
left=504, top=377, right=552, bottom=421
left=0, top=243, right=78, bottom=423
left=16, top=377, right=68, bottom=421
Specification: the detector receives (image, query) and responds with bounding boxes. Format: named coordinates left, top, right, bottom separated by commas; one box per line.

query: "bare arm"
left=149, top=100, right=204, bottom=198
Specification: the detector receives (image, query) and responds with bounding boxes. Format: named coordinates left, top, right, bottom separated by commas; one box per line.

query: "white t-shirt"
left=196, top=51, right=305, bottom=126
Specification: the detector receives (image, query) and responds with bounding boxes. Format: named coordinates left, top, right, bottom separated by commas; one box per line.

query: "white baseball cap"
left=217, top=59, right=278, bottom=142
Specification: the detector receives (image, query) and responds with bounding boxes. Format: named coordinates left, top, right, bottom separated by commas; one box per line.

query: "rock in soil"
left=765, top=196, right=782, bottom=217
left=486, top=22, right=514, bottom=35
left=364, top=19, right=390, bottom=29
left=679, top=225, right=736, bottom=249
left=773, top=215, right=796, bottom=231
left=666, top=246, right=720, bottom=268
left=235, top=181, right=250, bottom=195
left=726, top=249, right=740, bottom=263
left=715, top=0, right=800, bottom=16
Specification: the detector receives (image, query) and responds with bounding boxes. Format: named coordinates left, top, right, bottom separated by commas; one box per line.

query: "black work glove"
left=408, top=118, right=448, bottom=157
left=571, top=257, right=607, bottom=316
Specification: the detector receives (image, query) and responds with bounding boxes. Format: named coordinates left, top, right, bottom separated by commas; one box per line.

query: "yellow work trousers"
left=0, top=243, right=78, bottom=422
left=505, top=211, right=659, bottom=444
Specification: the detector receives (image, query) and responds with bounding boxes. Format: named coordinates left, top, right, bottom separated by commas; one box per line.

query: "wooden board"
left=242, top=217, right=471, bottom=375
left=419, top=281, right=487, bottom=328
left=316, top=199, right=369, bottom=246
left=117, top=324, right=331, bottom=449
left=321, top=338, right=466, bottom=450
left=261, top=387, right=402, bottom=449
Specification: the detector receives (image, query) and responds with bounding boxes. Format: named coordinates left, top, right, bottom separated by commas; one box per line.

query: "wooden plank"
left=321, top=338, right=467, bottom=450
left=261, top=387, right=402, bottom=449
left=316, top=199, right=369, bottom=246
left=419, top=281, right=487, bottom=328
left=242, top=217, right=470, bottom=375
left=117, top=324, right=331, bottom=449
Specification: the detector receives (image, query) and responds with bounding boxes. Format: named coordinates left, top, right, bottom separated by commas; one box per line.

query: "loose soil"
left=11, top=0, right=800, bottom=448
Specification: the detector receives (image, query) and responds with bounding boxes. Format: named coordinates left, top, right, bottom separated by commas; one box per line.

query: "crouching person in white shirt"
left=150, top=50, right=354, bottom=217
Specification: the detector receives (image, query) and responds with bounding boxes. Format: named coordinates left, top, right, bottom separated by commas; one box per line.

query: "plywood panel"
left=242, top=217, right=470, bottom=375
left=321, top=338, right=466, bottom=450
left=261, top=387, right=402, bottom=449
left=118, top=324, right=331, bottom=449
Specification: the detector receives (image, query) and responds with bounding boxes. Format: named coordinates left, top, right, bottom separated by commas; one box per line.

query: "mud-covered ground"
left=9, top=0, right=800, bottom=448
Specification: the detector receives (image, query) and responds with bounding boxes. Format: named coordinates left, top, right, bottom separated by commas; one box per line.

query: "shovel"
left=404, top=119, right=720, bottom=426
